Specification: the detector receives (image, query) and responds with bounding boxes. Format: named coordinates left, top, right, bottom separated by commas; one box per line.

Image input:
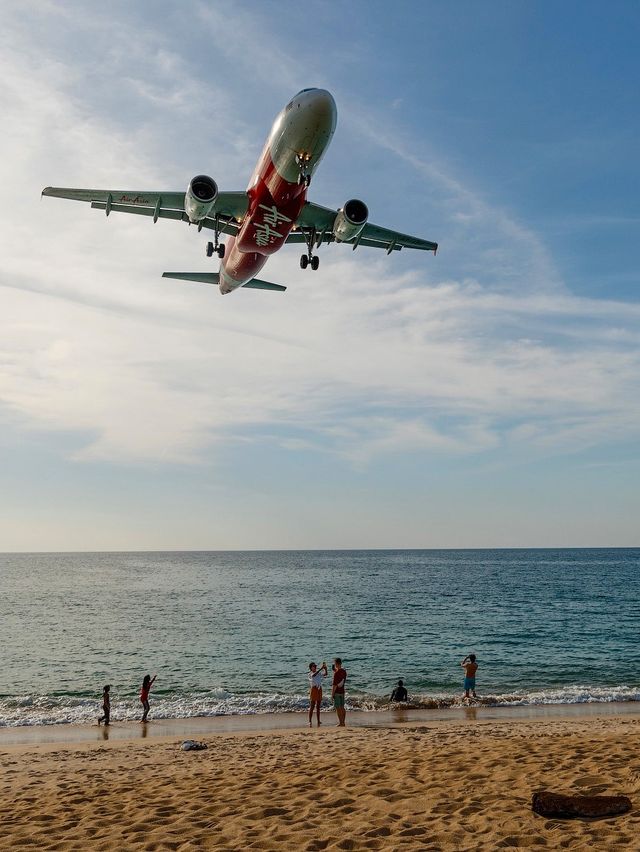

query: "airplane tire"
left=217, top=244, right=225, bottom=259
left=300, top=254, right=309, bottom=269
left=206, top=241, right=214, bottom=257
left=311, top=255, right=319, bottom=270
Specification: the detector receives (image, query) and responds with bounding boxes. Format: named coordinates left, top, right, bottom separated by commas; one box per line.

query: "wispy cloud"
left=0, top=1, right=639, bottom=475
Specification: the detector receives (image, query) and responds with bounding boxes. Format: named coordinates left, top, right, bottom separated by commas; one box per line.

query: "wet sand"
left=0, top=699, right=638, bottom=747
left=0, top=710, right=638, bottom=850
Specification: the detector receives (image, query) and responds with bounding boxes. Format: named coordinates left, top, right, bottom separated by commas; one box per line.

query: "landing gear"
left=300, top=251, right=319, bottom=270
left=206, top=242, right=225, bottom=259
left=206, top=214, right=225, bottom=259
left=296, top=153, right=312, bottom=187
left=300, top=227, right=320, bottom=271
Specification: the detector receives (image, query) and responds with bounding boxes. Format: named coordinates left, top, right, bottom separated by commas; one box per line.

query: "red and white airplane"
left=43, top=89, right=437, bottom=295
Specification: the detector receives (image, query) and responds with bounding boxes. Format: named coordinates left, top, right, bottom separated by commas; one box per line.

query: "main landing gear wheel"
left=300, top=227, right=321, bottom=270
left=206, top=214, right=225, bottom=260
left=300, top=253, right=319, bottom=270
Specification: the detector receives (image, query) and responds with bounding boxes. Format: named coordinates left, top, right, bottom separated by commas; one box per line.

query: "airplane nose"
left=306, top=89, right=337, bottom=130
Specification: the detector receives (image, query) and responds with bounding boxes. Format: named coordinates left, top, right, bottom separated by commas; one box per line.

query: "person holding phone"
left=308, top=661, right=328, bottom=727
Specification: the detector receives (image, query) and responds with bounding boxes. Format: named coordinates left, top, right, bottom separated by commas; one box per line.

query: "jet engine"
left=332, top=199, right=368, bottom=242
left=184, top=174, right=218, bottom=223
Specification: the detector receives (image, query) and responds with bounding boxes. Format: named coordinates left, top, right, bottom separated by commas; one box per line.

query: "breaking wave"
left=0, top=685, right=638, bottom=727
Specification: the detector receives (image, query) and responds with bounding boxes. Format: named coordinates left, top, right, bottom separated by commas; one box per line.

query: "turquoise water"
left=1, top=549, right=638, bottom=725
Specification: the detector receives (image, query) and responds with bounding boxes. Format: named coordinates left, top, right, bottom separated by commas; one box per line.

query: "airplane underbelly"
left=221, top=89, right=337, bottom=284
left=219, top=236, right=267, bottom=292
left=236, top=162, right=305, bottom=255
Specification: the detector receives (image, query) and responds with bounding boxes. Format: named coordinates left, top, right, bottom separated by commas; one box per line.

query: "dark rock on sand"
left=532, top=791, right=632, bottom=819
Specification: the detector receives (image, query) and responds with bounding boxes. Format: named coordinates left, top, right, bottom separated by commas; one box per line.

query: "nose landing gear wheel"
left=311, top=255, right=319, bottom=271
left=217, top=244, right=225, bottom=259
left=300, top=254, right=309, bottom=269
left=206, top=241, right=214, bottom=258
left=296, top=154, right=312, bottom=187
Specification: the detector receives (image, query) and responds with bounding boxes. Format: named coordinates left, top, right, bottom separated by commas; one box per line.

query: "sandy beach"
left=1, top=712, right=638, bottom=850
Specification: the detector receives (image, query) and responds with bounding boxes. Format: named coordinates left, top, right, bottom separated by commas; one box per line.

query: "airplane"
left=42, top=89, right=437, bottom=295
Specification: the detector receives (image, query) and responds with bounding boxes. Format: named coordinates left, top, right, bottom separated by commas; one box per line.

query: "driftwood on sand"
left=532, top=791, right=632, bottom=819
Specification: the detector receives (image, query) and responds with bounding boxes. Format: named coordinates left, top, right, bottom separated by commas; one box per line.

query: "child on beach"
left=461, top=654, right=478, bottom=699
left=98, top=685, right=110, bottom=726
left=308, top=661, right=328, bottom=727
left=140, top=674, right=156, bottom=722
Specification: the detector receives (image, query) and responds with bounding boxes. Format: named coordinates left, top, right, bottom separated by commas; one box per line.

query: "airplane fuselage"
left=219, top=89, right=337, bottom=294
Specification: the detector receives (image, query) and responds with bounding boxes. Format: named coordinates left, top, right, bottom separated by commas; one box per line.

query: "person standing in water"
left=308, top=661, right=328, bottom=727
left=140, top=674, right=156, bottom=722
left=461, top=654, right=478, bottom=699
left=98, top=684, right=110, bottom=725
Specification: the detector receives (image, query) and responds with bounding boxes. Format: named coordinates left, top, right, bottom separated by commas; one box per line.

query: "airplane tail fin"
left=162, top=272, right=286, bottom=292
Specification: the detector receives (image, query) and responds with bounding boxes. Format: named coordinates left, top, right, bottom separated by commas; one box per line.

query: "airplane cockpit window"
left=286, top=88, right=316, bottom=111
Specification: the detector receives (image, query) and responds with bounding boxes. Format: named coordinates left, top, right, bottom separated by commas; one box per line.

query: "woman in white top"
left=308, top=661, right=328, bottom=727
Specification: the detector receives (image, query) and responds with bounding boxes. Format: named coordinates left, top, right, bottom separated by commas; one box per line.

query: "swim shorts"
left=333, top=694, right=345, bottom=708
left=464, top=677, right=476, bottom=691
left=310, top=686, right=322, bottom=703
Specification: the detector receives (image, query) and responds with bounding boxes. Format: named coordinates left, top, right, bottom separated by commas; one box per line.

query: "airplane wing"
left=290, top=200, right=437, bottom=253
left=41, top=187, right=248, bottom=236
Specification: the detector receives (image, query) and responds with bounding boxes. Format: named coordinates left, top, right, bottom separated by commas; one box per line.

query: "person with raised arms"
left=308, top=661, right=328, bottom=727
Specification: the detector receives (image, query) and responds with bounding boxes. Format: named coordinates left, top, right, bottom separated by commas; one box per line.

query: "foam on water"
left=1, top=685, right=638, bottom=727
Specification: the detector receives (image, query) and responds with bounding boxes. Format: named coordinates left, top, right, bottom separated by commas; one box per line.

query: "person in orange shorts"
left=308, top=661, right=328, bottom=727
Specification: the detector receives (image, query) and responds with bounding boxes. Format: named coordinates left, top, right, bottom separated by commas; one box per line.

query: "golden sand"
left=1, top=716, right=638, bottom=850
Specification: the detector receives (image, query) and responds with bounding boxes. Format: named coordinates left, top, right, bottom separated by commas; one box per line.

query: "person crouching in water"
left=140, top=673, right=156, bottom=722
left=98, top=684, right=110, bottom=725
left=390, top=679, right=408, bottom=702
left=308, top=661, right=328, bottom=727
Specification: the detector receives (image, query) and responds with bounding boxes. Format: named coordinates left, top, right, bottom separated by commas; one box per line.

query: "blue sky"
left=0, top=0, right=639, bottom=549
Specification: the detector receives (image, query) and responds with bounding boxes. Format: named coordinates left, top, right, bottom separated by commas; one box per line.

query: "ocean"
left=1, top=549, right=638, bottom=726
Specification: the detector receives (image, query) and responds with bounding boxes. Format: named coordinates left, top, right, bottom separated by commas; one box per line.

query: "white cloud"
left=0, top=2, right=639, bottom=474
